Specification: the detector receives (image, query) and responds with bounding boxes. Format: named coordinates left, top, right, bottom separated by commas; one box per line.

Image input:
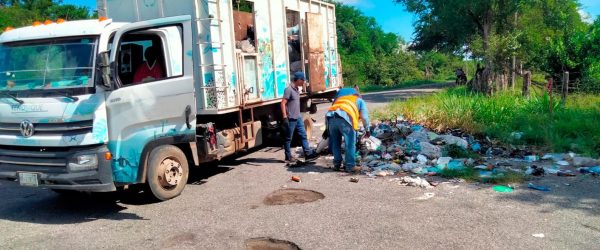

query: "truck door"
left=306, top=13, right=326, bottom=93
left=105, top=16, right=196, bottom=184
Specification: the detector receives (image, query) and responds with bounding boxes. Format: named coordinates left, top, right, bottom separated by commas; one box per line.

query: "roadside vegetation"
left=358, top=80, right=449, bottom=93
left=439, top=167, right=528, bottom=185
left=0, top=1, right=94, bottom=27
left=334, top=3, right=467, bottom=88
left=373, top=86, right=600, bottom=157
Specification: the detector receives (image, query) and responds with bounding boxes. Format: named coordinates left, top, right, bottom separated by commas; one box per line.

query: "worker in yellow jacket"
left=326, top=87, right=370, bottom=172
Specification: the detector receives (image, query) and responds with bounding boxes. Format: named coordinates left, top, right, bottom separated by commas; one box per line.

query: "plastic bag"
left=316, top=138, right=329, bottom=154
left=362, top=136, right=382, bottom=152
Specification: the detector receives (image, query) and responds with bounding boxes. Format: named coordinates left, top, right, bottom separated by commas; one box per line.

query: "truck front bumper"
left=0, top=144, right=116, bottom=192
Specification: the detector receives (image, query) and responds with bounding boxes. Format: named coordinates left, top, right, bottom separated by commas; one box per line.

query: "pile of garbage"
left=357, top=118, right=480, bottom=178
left=324, top=116, right=600, bottom=184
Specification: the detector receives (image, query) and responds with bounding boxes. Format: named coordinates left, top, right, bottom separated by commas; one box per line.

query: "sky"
left=67, top=0, right=600, bottom=42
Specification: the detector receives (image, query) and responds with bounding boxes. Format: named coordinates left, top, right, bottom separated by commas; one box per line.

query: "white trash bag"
left=362, top=137, right=382, bottom=152
left=316, top=138, right=329, bottom=154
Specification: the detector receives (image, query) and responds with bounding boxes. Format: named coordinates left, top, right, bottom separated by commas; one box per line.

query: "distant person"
left=327, top=87, right=370, bottom=172
left=133, top=46, right=164, bottom=84
left=281, top=72, right=318, bottom=164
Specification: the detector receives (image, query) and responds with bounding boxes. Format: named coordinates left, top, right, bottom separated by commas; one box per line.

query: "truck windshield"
left=0, top=37, right=96, bottom=92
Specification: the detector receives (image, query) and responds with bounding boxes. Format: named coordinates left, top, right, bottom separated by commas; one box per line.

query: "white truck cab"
left=0, top=0, right=342, bottom=200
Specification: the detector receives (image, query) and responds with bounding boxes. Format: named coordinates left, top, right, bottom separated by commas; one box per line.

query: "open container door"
left=233, top=9, right=262, bottom=105
left=306, top=13, right=326, bottom=93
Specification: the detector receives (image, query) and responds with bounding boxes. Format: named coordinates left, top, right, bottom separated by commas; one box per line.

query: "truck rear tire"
left=146, top=145, right=189, bottom=201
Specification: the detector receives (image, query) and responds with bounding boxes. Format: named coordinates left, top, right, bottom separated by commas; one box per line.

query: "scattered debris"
left=291, top=176, right=301, bottom=182
left=399, top=176, right=433, bottom=188
left=525, top=165, right=545, bottom=176
left=528, top=183, right=551, bottom=192
left=246, top=237, right=301, bottom=250
left=532, top=233, right=545, bottom=238
left=350, top=177, right=359, bottom=183
left=316, top=118, right=600, bottom=189
left=415, top=192, right=435, bottom=200
left=557, top=171, right=576, bottom=177
left=493, top=185, right=514, bottom=193
left=572, top=157, right=598, bottom=167
left=436, top=135, right=469, bottom=149
left=510, top=132, right=524, bottom=140
left=580, top=166, right=600, bottom=174
left=524, top=155, right=540, bottom=162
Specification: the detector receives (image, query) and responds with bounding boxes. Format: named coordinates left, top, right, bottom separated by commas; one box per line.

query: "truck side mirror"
left=98, top=51, right=112, bottom=89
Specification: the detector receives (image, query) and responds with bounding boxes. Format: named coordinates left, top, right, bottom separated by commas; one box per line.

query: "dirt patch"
left=246, top=237, right=301, bottom=250
left=263, top=189, right=325, bottom=206
left=162, top=232, right=196, bottom=248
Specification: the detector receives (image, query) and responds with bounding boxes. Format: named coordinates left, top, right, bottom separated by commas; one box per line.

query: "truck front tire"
left=146, top=145, right=189, bottom=201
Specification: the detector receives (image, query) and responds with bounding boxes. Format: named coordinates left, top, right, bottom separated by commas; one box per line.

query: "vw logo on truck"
left=19, top=120, right=35, bottom=138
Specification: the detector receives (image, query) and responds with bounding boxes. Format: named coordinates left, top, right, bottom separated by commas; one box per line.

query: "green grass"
left=358, top=80, right=449, bottom=93
left=442, top=144, right=481, bottom=159
left=373, top=86, right=600, bottom=157
left=439, top=167, right=528, bottom=184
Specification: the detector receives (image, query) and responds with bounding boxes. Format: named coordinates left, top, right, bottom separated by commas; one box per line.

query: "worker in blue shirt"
left=326, top=87, right=370, bottom=172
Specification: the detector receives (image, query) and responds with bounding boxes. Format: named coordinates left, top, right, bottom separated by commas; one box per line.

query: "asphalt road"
left=2, top=85, right=600, bottom=250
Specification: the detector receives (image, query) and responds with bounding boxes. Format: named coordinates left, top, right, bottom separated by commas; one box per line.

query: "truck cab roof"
left=0, top=19, right=126, bottom=44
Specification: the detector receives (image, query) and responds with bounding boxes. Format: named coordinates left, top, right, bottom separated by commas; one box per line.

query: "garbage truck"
left=0, top=0, right=342, bottom=200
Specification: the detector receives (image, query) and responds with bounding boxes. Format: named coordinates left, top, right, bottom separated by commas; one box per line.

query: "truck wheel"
left=146, top=145, right=189, bottom=201
left=303, top=113, right=314, bottom=140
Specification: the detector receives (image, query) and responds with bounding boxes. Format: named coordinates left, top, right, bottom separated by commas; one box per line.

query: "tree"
left=394, top=0, right=524, bottom=93
left=0, top=0, right=92, bottom=31
left=334, top=2, right=428, bottom=86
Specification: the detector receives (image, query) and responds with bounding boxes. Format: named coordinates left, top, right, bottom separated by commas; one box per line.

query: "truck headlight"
left=68, top=154, right=98, bottom=171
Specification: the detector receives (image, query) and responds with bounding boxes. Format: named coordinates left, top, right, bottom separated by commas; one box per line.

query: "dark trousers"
left=283, top=118, right=312, bottom=161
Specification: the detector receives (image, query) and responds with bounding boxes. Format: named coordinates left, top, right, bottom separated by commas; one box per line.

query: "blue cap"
left=336, top=88, right=358, bottom=98
left=293, top=72, right=306, bottom=81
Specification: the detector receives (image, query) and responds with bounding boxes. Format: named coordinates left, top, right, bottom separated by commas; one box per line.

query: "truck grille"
left=0, top=120, right=93, bottom=136
left=0, top=145, right=100, bottom=173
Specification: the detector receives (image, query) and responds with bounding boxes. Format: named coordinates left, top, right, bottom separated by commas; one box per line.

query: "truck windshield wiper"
left=0, top=91, right=24, bottom=104
left=45, top=91, right=79, bottom=102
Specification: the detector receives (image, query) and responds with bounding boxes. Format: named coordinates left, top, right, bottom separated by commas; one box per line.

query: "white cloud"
left=578, top=8, right=593, bottom=24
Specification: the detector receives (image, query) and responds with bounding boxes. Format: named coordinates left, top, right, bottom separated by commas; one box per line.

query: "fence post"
left=562, top=71, right=569, bottom=106
left=522, top=71, right=531, bottom=97
left=548, top=78, right=553, bottom=115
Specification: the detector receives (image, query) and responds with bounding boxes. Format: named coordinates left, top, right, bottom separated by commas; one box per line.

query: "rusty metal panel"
left=306, top=13, right=324, bottom=53
left=233, top=11, right=254, bottom=41
left=308, top=53, right=326, bottom=92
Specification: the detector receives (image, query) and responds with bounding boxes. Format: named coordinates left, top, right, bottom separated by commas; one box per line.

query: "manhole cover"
left=263, top=188, right=325, bottom=206
left=246, top=237, right=301, bottom=250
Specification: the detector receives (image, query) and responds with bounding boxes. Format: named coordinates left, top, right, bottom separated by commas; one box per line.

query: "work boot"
left=349, top=166, right=362, bottom=174
left=332, top=164, right=342, bottom=172
left=304, top=153, right=319, bottom=162
left=285, top=157, right=299, bottom=165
